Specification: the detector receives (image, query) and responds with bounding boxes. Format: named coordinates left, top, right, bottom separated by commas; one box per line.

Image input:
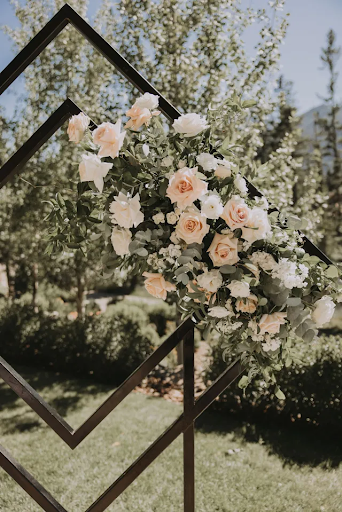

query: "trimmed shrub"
left=0, top=302, right=158, bottom=385
left=205, top=333, right=342, bottom=431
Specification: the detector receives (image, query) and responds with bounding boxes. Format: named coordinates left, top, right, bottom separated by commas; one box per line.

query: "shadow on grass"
left=196, top=406, right=342, bottom=469
left=0, top=364, right=113, bottom=419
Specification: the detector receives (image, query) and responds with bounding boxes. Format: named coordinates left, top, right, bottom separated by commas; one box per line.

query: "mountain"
left=301, top=103, right=342, bottom=139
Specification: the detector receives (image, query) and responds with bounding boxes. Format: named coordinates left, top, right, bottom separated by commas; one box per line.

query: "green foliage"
left=206, top=332, right=342, bottom=430
left=106, top=301, right=176, bottom=337
left=0, top=302, right=158, bottom=384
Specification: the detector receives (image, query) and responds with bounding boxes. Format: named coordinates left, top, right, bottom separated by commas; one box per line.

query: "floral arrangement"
left=48, top=92, right=341, bottom=394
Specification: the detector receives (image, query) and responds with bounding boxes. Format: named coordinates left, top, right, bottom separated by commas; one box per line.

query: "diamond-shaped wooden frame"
left=0, top=3, right=333, bottom=512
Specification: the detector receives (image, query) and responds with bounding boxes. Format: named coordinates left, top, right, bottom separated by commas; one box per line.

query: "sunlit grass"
left=0, top=367, right=341, bottom=511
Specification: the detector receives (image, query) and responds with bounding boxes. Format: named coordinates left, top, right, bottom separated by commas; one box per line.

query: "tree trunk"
left=5, top=258, right=15, bottom=301
left=31, top=262, right=39, bottom=311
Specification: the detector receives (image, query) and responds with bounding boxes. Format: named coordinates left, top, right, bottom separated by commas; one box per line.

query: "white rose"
left=111, top=227, right=132, bottom=256
left=161, top=155, right=174, bottom=167
left=312, top=296, right=335, bottom=327
left=227, top=280, right=250, bottom=298
left=166, top=211, right=179, bottom=225
left=196, top=153, right=218, bottom=171
left=109, top=192, right=144, bottom=229
left=208, top=306, right=230, bottom=318
left=134, top=92, right=159, bottom=110
left=234, top=174, right=248, bottom=196
left=67, top=112, right=89, bottom=143
left=152, top=212, right=165, bottom=224
left=200, top=193, right=224, bottom=220
left=172, top=113, right=209, bottom=137
left=241, top=208, right=271, bottom=244
left=197, top=269, right=223, bottom=293
left=78, top=154, right=113, bottom=193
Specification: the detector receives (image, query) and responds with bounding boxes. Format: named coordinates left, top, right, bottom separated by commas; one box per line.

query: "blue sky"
left=0, top=0, right=341, bottom=115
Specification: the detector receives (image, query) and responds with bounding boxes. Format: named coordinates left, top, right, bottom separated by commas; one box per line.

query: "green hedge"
left=205, top=333, right=342, bottom=430
left=107, top=301, right=176, bottom=337
left=0, top=302, right=158, bottom=385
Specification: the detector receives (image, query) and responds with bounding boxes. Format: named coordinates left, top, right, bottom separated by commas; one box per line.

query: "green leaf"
left=286, top=297, right=302, bottom=307
left=220, top=265, right=237, bottom=274
left=326, top=265, right=339, bottom=279
left=238, top=375, right=249, bottom=389
left=275, top=386, right=285, bottom=400
left=135, top=248, right=148, bottom=257
left=258, top=297, right=268, bottom=306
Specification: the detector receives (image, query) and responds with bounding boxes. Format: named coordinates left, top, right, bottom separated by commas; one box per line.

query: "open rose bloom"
left=62, top=92, right=341, bottom=392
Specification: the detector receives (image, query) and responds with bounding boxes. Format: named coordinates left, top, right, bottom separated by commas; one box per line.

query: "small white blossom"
left=272, top=259, right=308, bottom=289
left=166, top=211, right=179, bottom=225
left=262, top=337, right=281, bottom=352
left=170, top=231, right=180, bottom=244
left=152, top=212, right=165, bottom=225
left=142, top=143, right=150, bottom=156
left=250, top=251, right=277, bottom=272
left=161, top=155, right=174, bottom=167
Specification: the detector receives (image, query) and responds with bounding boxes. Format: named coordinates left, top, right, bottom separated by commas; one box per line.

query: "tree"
left=316, top=29, right=342, bottom=260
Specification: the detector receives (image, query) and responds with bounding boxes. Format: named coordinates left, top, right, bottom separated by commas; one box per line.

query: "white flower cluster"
left=271, top=258, right=309, bottom=289
left=159, top=244, right=182, bottom=264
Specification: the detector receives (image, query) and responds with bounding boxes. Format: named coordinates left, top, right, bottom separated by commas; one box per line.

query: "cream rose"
left=215, top=159, right=235, bottom=179
left=312, top=296, right=335, bottom=327
left=125, top=105, right=160, bottom=130
left=78, top=154, right=113, bottom=193
left=175, top=209, right=209, bottom=244
left=258, top=312, right=287, bottom=335
left=197, top=269, right=223, bottom=293
left=208, top=232, right=239, bottom=267
left=241, top=208, right=272, bottom=244
left=236, top=294, right=258, bottom=314
left=67, top=112, right=89, bottom=143
left=111, top=227, right=132, bottom=256
left=221, top=196, right=251, bottom=230
left=109, top=192, right=144, bottom=229
left=142, top=272, right=176, bottom=300
left=172, top=113, right=209, bottom=137
left=166, top=167, right=208, bottom=209
left=92, top=120, right=126, bottom=158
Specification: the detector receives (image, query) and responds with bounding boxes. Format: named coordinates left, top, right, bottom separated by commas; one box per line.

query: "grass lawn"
left=0, top=367, right=341, bottom=512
